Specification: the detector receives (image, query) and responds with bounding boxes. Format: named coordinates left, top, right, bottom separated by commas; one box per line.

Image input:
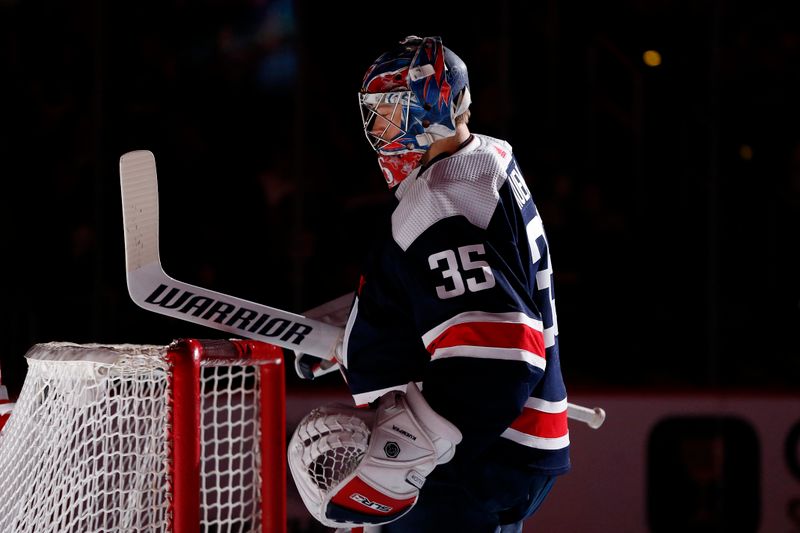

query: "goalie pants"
left=380, top=461, right=556, bottom=533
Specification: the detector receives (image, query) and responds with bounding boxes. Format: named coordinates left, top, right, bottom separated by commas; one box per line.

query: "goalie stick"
left=119, top=150, right=606, bottom=429
left=120, top=150, right=343, bottom=358
left=565, top=403, right=606, bottom=429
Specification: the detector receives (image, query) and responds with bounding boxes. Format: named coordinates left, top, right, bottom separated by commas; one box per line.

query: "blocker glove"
left=288, top=382, right=462, bottom=528
left=293, top=352, right=341, bottom=379
left=294, top=294, right=352, bottom=380
left=292, top=334, right=342, bottom=380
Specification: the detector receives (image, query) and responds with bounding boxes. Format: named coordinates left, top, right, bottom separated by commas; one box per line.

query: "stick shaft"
left=567, top=403, right=606, bottom=429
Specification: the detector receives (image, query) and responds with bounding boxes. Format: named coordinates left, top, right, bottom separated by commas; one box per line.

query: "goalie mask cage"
left=0, top=338, right=287, bottom=533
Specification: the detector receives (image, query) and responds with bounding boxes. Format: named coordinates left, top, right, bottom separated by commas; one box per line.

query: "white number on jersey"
left=428, top=244, right=496, bottom=299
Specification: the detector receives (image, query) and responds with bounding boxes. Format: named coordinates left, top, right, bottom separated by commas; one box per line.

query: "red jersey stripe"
left=425, top=320, right=545, bottom=358
left=509, top=407, right=568, bottom=439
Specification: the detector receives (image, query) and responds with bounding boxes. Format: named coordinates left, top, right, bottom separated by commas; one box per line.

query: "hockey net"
left=0, top=338, right=286, bottom=533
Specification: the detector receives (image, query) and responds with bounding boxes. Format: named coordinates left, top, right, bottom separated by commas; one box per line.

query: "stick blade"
left=120, top=150, right=160, bottom=271
left=118, top=149, right=346, bottom=358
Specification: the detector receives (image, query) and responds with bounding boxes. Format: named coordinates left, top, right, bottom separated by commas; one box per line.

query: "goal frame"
left=0, top=338, right=286, bottom=533
left=168, top=338, right=286, bottom=533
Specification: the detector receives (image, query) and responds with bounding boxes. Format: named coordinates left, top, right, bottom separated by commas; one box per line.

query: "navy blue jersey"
left=341, top=134, right=570, bottom=476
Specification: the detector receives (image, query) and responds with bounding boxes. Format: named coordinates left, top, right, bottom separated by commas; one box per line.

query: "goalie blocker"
left=288, top=382, right=461, bottom=528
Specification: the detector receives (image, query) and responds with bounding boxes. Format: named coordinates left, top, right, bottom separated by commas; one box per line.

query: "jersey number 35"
left=428, top=244, right=496, bottom=300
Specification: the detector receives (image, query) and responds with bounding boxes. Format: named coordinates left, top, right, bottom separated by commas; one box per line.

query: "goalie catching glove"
left=288, top=382, right=462, bottom=528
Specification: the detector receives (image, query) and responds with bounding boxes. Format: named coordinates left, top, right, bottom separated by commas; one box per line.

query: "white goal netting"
left=0, top=340, right=281, bottom=533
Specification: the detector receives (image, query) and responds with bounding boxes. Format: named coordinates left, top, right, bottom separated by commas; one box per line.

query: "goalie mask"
left=359, top=35, right=472, bottom=188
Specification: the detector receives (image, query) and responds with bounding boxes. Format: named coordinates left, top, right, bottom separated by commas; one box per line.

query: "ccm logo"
left=350, top=493, right=393, bottom=513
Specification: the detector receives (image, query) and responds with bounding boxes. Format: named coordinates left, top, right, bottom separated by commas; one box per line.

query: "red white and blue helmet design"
left=359, top=36, right=471, bottom=187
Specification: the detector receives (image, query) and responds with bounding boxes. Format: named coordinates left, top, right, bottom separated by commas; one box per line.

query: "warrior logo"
left=144, top=283, right=313, bottom=345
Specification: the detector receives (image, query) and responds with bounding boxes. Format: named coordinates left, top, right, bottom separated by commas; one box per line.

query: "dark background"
left=2, top=0, right=798, bottom=397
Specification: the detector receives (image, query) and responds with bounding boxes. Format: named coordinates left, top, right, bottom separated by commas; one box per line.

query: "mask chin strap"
left=416, top=122, right=458, bottom=147
left=453, top=87, right=472, bottom=118
left=415, top=132, right=436, bottom=146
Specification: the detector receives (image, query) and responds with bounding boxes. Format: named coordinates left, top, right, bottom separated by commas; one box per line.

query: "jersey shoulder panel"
left=391, top=135, right=516, bottom=251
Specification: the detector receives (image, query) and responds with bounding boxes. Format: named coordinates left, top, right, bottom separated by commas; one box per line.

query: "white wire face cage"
left=359, top=91, right=415, bottom=153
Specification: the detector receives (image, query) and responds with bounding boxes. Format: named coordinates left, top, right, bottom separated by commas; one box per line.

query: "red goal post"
left=0, top=338, right=286, bottom=533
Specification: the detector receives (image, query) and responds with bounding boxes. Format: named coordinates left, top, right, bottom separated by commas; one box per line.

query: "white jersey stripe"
left=341, top=296, right=360, bottom=369
left=351, top=383, right=409, bottom=406
left=430, top=345, right=546, bottom=371
left=501, top=427, right=570, bottom=450
left=422, top=311, right=544, bottom=347
left=524, top=397, right=568, bottom=413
